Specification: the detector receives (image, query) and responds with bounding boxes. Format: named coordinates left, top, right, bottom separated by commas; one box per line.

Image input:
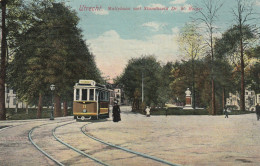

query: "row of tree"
left=115, top=0, right=259, bottom=114
left=0, top=1, right=103, bottom=120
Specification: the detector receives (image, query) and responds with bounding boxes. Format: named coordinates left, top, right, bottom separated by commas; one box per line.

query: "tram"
left=73, top=80, right=110, bottom=120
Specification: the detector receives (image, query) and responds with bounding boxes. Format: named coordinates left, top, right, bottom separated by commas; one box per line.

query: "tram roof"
left=74, top=80, right=110, bottom=91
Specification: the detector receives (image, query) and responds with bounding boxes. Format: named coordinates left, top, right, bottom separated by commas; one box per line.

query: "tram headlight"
left=83, top=109, right=87, bottom=113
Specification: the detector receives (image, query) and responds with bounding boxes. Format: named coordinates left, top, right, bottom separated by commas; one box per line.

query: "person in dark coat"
left=224, top=106, right=228, bottom=118
left=256, top=103, right=260, bottom=121
left=112, top=101, right=121, bottom=122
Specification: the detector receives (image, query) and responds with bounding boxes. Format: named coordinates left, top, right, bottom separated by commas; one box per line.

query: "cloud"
left=92, top=9, right=109, bottom=15
left=142, top=22, right=167, bottom=31
left=256, top=0, right=260, bottom=6
left=148, top=3, right=167, bottom=8
left=88, top=29, right=179, bottom=79
left=170, top=0, right=187, bottom=5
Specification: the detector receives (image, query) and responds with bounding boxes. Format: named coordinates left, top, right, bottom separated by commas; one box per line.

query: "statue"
left=185, top=88, right=191, bottom=97
left=184, top=88, right=193, bottom=109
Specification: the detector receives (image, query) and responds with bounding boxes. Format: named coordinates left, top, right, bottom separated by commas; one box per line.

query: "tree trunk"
left=212, top=79, right=216, bottom=115
left=54, top=94, right=62, bottom=117
left=37, top=94, right=43, bottom=118
left=192, top=57, right=195, bottom=109
left=0, top=0, right=7, bottom=120
left=211, top=31, right=216, bottom=115
left=26, top=103, right=29, bottom=115
left=63, top=101, right=67, bottom=116
left=222, top=88, right=225, bottom=110
left=240, top=38, right=245, bottom=111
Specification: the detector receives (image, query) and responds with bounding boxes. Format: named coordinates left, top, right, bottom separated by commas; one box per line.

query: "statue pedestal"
left=183, top=88, right=193, bottom=110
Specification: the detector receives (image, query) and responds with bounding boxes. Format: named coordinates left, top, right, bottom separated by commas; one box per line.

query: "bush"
left=6, top=108, right=72, bottom=120
left=150, top=107, right=209, bottom=115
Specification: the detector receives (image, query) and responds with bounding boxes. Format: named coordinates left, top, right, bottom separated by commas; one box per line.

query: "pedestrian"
left=256, top=103, right=260, bottom=121
left=224, top=106, right=228, bottom=118
left=112, top=101, right=121, bottom=122
left=145, top=106, right=150, bottom=117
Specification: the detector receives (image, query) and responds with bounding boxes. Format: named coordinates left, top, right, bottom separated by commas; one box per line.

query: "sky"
left=59, top=0, right=260, bottom=81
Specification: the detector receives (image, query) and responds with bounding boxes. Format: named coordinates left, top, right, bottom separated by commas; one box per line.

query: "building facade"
left=226, top=88, right=260, bottom=111
left=5, top=85, right=26, bottom=109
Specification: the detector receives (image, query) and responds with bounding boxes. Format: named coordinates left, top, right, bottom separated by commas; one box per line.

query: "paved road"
left=0, top=106, right=260, bottom=166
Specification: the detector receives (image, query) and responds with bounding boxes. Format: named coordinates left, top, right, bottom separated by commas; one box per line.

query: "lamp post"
left=50, top=84, right=55, bottom=120
left=6, top=95, right=9, bottom=108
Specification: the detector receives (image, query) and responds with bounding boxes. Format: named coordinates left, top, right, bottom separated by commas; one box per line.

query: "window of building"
left=13, top=98, right=17, bottom=105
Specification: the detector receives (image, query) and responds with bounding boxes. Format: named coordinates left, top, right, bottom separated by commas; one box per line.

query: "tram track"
left=29, top=119, right=180, bottom=166
left=28, top=119, right=77, bottom=166
left=53, top=122, right=110, bottom=166
left=81, top=123, right=180, bottom=166
left=29, top=119, right=110, bottom=166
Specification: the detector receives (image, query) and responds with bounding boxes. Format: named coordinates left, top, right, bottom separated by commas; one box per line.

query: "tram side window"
left=100, top=91, right=104, bottom=101
left=76, top=89, right=80, bottom=100
left=106, top=92, right=109, bottom=101
left=89, top=89, right=94, bottom=100
left=82, top=89, right=88, bottom=100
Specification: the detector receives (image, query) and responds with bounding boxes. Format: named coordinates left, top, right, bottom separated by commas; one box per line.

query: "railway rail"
left=29, top=119, right=180, bottom=166
left=28, top=119, right=75, bottom=166
left=81, top=123, right=180, bottom=166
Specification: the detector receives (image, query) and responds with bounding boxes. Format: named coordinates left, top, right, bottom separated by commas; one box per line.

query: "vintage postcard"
left=0, top=0, right=260, bottom=165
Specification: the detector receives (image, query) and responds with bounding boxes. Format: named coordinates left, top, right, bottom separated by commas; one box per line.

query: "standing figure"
left=113, top=101, right=121, bottom=122
left=145, top=106, right=150, bottom=117
left=224, top=106, right=228, bottom=118
left=256, top=103, right=260, bottom=121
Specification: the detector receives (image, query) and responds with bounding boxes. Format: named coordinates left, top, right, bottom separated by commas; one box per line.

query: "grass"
left=5, top=108, right=73, bottom=120
left=151, top=108, right=209, bottom=115
left=135, top=107, right=253, bottom=116
left=226, top=110, right=253, bottom=115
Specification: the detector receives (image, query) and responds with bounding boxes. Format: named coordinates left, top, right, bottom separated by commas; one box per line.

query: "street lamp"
left=6, top=95, right=9, bottom=108
left=50, top=84, right=55, bottom=120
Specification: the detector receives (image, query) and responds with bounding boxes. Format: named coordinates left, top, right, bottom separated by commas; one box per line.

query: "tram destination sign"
left=79, top=80, right=96, bottom=86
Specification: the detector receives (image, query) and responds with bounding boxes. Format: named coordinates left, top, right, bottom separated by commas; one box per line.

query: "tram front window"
left=76, top=89, right=80, bottom=100
left=89, top=89, right=94, bottom=100
left=82, top=89, right=88, bottom=100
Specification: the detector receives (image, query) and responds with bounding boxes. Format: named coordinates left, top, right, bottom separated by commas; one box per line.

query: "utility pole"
left=142, top=72, right=144, bottom=103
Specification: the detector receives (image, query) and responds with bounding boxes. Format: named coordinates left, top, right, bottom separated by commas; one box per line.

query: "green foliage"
left=245, top=46, right=260, bottom=93
left=6, top=108, right=72, bottom=120
left=170, top=59, right=212, bottom=108
left=116, top=56, right=166, bottom=108
left=7, top=2, right=102, bottom=106
left=150, top=108, right=209, bottom=115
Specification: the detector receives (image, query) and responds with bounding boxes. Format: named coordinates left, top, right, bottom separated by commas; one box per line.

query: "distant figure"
left=113, top=101, right=121, bottom=122
left=145, top=106, right=150, bottom=117
left=256, top=103, right=260, bottom=121
left=224, top=106, right=229, bottom=118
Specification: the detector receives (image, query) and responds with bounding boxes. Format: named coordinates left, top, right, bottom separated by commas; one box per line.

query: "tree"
left=178, top=23, right=205, bottom=109
left=170, top=59, right=211, bottom=109
left=246, top=46, right=260, bottom=94
left=8, top=2, right=101, bottom=118
left=231, top=0, right=258, bottom=111
left=194, top=0, right=223, bottom=115
left=214, top=24, right=256, bottom=110
left=1, top=0, right=54, bottom=119
left=0, top=0, right=7, bottom=120
left=116, top=56, right=162, bottom=110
